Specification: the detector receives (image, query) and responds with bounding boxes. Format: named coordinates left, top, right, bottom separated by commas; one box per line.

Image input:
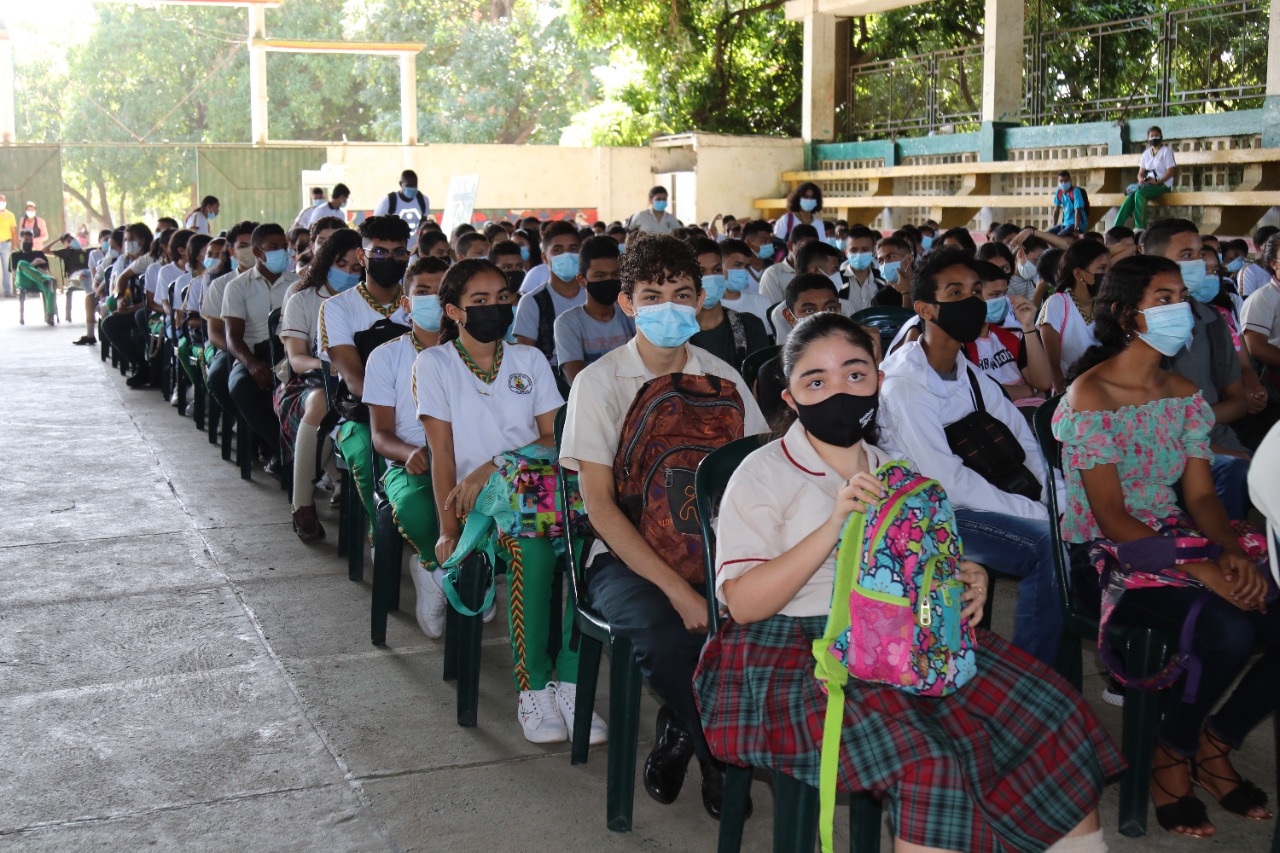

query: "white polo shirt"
left=364, top=334, right=430, bottom=447
left=415, top=341, right=562, bottom=479
left=184, top=211, right=212, bottom=236
left=280, top=284, right=334, bottom=356
left=627, top=209, right=682, bottom=234
left=715, top=421, right=896, bottom=617
left=1139, top=145, right=1177, bottom=187
left=201, top=270, right=239, bottom=319
left=758, top=260, right=796, bottom=306
left=303, top=203, right=347, bottom=228
left=221, top=266, right=300, bottom=346
left=151, top=262, right=181, bottom=301
left=316, top=283, right=409, bottom=362
left=1241, top=280, right=1280, bottom=347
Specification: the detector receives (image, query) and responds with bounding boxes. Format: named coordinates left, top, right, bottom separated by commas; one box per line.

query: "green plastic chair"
left=695, top=436, right=884, bottom=853
left=739, top=345, right=781, bottom=394
left=370, top=449, right=404, bottom=647
left=848, top=307, right=914, bottom=348
left=554, top=407, right=645, bottom=832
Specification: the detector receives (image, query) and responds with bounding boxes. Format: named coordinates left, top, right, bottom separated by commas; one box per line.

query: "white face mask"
left=25, top=208, right=35, bottom=217
left=0, top=201, right=7, bottom=211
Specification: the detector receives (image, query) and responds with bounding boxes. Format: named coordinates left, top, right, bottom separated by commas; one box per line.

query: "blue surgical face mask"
left=263, top=248, right=291, bottom=275
left=985, top=295, right=1010, bottom=325
left=411, top=294, right=442, bottom=331
left=1058, top=182, right=1070, bottom=191
left=920, top=235, right=934, bottom=251
left=312, top=199, right=324, bottom=208
left=519, top=245, right=530, bottom=262
left=847, top=251, right=873, bottom=271
left=755, top=242, right=774, bottom=261
left=230, top=256, right=238, bottom=271
left=549, top=251, right=580, bottom=282
left=1225, top=257, right=1245, bottom=273
left=799, top=198, right=818, bottom=212
left=880, top=260, right=901, bottom=284
left=327, top=266, right=361, bottom=292
left=203, top=256, right=218, bottom=270
left=100, top=241, right=109, bottom=253
left=402, top=186, right=418, bottom=199
left=207, top=211, right=217, bottom=221
left=701, top=274, right=727, bottom=308
left=652, top=199, right=668, bottom=212
left=1178, top=259, right=1214, bottom=302
left=1137, top=301, right=1194, bottom=356
left=726, top=268, right=751, bottom=293
left=634, top=302, right=699, bottom=348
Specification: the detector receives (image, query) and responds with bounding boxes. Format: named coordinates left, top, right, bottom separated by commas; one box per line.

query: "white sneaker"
left=315, top=473, right=335, bottom=493
left=184, top=401, right=195, bottom=416
left=518, top=684, right=569, bottom=744
left=554, top=681, right=608, bottom=745
left=410, top=562, right=448, bottom=639
left=482, top=597, right=498, bottom=623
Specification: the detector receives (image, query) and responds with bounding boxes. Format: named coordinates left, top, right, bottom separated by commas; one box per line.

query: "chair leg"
left=336, top=470, right=350, bottom=559
left=570, top=632, right=604, bottom=765
left=193, top=379, right=206, bottom=431
left=221, top=406, right=233, bottom=461
left=772, top=771, right=819, bottom=853
left=1117, top=632, right=1170, bottom=838
left=849, top=792, right=883, bottom=853
left=237, top=414, right=253, bottom=480
left=1055, top=632, right=1084, bottom=692
left=455, top=556, right=488, bottom=728
left=1272, top=715, right=1280, bottom=853
left=605, top=636, right=642, bottom=832
left=370, top=504, right=398, bottom=647
left=389, top=535, right=403, bottom=612
left=347, top=479, right=365, bottom=582
left=443, top=603, right=460, bottom=682
left=717, top=765, right=754, bottom=853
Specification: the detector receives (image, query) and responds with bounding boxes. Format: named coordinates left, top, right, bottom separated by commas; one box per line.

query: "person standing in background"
left=628, top=186, right=682, bottom=234
left=19, top=201, right=49, bottom=251
left=0, top=194, right=16, bottom=297
left=374, top=170, right=429, bottom=251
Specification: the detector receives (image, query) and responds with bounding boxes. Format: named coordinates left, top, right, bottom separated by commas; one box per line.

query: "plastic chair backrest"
left=695, top=435, right=768, bottom=634
left=1031, top=394, right=1075, bottom=619
left=849, top=306, right=914, bottom=345
left=740, top=344, right=781, bottom=392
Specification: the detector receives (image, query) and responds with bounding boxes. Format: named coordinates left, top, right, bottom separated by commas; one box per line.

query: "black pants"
left=587, top=554, right=711, bottom=762
left=102, top=310, right=146, bottom=371
left=228, top=351, right=280, bottom=455
left=206, top=349, right=235, bottom=413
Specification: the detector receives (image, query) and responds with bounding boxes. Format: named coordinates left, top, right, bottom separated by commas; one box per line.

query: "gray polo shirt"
left=1165, top=299, right=1246, bottom=453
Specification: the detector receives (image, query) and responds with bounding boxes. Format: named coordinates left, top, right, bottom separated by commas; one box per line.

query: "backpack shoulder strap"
left=726, top=309, right=747, bottom=365
left=416, top=194, right=428, bottom=213
left=963, top=364, right=986, bottom=414
left=533, top=288, right=556, bottom=361
left=387, top=191, right=398, bottom=211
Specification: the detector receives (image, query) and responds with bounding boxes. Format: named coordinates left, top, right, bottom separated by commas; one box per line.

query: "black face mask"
left=366, top=256, right=408, bottom=289
left=463, top=303, right=514, bottom=344
left=793, top=392, right=878, bottom=448
left=1149, top=137, right=1162, bottom=147
left=929, top=296, right=986, bottom=343
left=505, top=269, right=526, bottom=293
left=586, top=279, right=622, bottom=306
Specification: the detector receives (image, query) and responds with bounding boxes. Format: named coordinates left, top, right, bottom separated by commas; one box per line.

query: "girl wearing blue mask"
left=965, top=263, right=1051, bottom=415
left=689, top=238, right=771, bottom=368
left=276, top=228, right=363, bottom=541
left=1057, top=254, right=1279, bottom=839
left=774, top=180, right=827, bottom=243
left=183, top=195, right=220, bottom=237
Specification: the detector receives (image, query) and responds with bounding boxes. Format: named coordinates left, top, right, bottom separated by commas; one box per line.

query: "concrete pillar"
left=399, top=54, right=418, bottom=146
left=248, top=7, right=268, bottom=145
left=981, top=0, right=1023, bottom=124
left=0, top=25, right=15, bottom=144
left=801, top=5, right=836, bottom=143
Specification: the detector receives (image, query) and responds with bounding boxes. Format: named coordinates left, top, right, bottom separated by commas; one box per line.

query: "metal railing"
left=844, top=43, right=984, bottom=138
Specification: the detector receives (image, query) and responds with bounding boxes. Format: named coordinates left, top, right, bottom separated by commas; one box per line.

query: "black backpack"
left=333, top=317, right=411, bottom=423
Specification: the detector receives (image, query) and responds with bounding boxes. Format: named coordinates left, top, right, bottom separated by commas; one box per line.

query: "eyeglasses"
left=366, top=247, right=411, bottom=261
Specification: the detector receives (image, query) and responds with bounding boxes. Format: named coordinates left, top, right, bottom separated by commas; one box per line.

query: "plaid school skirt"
left=694, top=616, right=1124, bottom=852
left=272, top=376, right=323, bottom=449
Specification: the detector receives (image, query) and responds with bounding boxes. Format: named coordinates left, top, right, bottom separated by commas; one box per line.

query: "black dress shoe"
left=125, top=369, right=151, bottom=388
left=643, top=706, right=694, bottom=805
left=700, top=758, right=753, bottom=822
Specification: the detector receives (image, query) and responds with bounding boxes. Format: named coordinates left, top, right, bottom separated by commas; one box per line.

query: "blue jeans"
left=1211, top=453, right=1250, bottom=521
left=954, top=509, right=1063, bottom=666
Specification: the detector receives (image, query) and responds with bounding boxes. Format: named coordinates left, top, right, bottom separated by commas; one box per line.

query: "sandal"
left=1152, top=751, right=1213, bottom=837
left=1193, top=728, right=1272, bottom=820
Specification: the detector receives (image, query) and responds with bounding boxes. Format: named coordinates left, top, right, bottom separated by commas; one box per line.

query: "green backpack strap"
left=812, top=506, right=867, bottom=853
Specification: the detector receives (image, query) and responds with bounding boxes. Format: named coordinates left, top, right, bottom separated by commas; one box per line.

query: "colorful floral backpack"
left=812, top=460, right=977, bottom=853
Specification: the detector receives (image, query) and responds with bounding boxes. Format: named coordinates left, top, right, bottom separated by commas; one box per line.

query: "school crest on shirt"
left=508, top=373, right=533, bottom=394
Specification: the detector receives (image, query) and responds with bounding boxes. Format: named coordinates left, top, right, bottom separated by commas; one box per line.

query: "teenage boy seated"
left=560, top=232, right=768, bottom=819
left=873, top=235, right=915, bottom=307
left=514, top=220, right=584, bottom=366
left=758, top=222, right=818, bottom=305
left=754, top=273, right=843, bottom=423
left=877, top=248, right=1062, bottom=666
left=838, top=225, right=885, bottom=313
left=769, top=238, right=851, bottom=343
left=201, top=221, right=258, bottom=413
left=455, top=232, right=490, bottom=261
left=223, top=223, right=299, bottom=470
left=1141, top=218, right=1255, bottom=518
left=365, top=256, right=451, bottom=638
left=739, top=219, right=775, bottom=291
left=554, top=235, right=633, bottom=384
left=716, top=238, right=772, bottom=325
left=488, top=240, right=524, bottom=274
left=689, top=238, right=770, bottom=367
left=318, top=214, right=413, bottom=524
left=417, top=231, right=452, bottom=265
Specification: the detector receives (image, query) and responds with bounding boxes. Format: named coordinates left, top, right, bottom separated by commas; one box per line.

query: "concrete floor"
left=0, top=298, right=1273, bottom=852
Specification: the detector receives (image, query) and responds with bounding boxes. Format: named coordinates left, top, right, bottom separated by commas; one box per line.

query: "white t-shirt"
left=1241, top=262, right=1272, bottom=298
left=373, top=192, right=429, bottom=249
left=166, top=272, right=193, bottom=307
left=1139, top=145, right=1177, bottom=188
left=1241, top=281, right=1280, bottom=347
left=513, top=284, right=586, bottom=364
left=1037, top=291, right=1098, bottom=377
left=364, top=334, right=429, bottom=447
left=151, top=262, right=181, bottom=300
left=758, top=260, right=795, bottom=306
left=519, top=264, right=551, bottom=295
left=718, top=290, right=773, bottom=328
left=221, top=267, right=300, bottom=346
left=627, top=209, right=682, bottom=234
left=303, top=203, right=347, bottom=228
left=316, top=284, right=410, bottom=361
left=184, top=211, right=212, bottom=236
left=968, top=329, right=1025, bottom=386
left=415, top=342, right=563, bottom=479
left=772, top=214, right=827, bottom=242
left=280, top=285, right=334, bottom=356
left=201, top=270, right=239, bottom=319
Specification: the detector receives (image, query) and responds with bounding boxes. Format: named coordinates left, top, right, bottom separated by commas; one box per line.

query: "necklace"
left=356, top=282, right=402, bottom=318
left=1069, top=288, right=1094, bottom=323
left=453, top=339, right=503, bottom=397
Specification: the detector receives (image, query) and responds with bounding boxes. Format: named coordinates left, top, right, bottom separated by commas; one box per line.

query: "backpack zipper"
left=620, top=392, right=744, bottom=478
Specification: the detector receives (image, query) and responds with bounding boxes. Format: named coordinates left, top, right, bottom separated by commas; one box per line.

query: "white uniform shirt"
left=201, top=270, right=239, bottom=319
left=151, top=262, right=181, bottom=301
left=627, top=209, right=682, bottom=234
left=772, top=214, right=827, bottom=242
left=184, top=273, right=211, bottom=312
left=316, top=283, right=409, bottom=361
left=415, top=342, right=563, bottom=479
left=758, top=260, right=796, bottom=306
left=303, top=203, right=347, bottom=228
left=166, top=271, right=193, bottom=307
left=364, top=334, right=429, bottom=447
left=1037, top=291, right=1098, bottom=378
left=184, top=211, right=212, bottom=236
left=717, top=290, right=772, bottom=327
left=221, top=266, right=300, bottom=346
left=280, top=284, right=333, bottom=356
left=1241, top=280, right=1280, bottom=347
left=1139, top=145, right=1177, bottom=188
left=1241, top=262, right=1272, bottom=298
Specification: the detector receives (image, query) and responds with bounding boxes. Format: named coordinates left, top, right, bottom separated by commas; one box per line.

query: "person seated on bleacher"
left=223, top=223, right=299, bottom=472
left=1037, top=239, right=1109, bottom=394
left=1114, top=127, right=1176, bottom=230
left=1142, top=219, right=1256, bottom=517
left=513, top=220, right=584, bottom=367
left=275, top=228, right=362, bottom=540
left=417, top=258, right=605, bottom=745
left=1056, top=254, right=1279, bottom=838
left=697, top=313, right=1119, bottom=853
left=878, top=248, right=1063, bottom=666
left=318, top=215, right=413, bottom=528
left=560, top=232, right=768, bottom=816
left=758, top=222, right=817, bottom=305
left=838, top=225, right=885, bottom=314
left=689, top=237, right=770, bottom=368
left=100, top=223, right=159, bottom=387
left=554, top=234, right=632, bottom=385
left=1240, top=226, right=1279, bottom=297
left=715, top=238, right=772, bottom=326
left=201, top=221, right=259, bottom=416
left=770, top=239, right=852, bottom=344
left=365, top=256, right=449, bottom=634
left=873, top=234, right=915, bottom=309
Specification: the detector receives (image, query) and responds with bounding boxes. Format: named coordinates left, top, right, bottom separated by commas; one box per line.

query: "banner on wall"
left=439, top=174, right=481, bottom=234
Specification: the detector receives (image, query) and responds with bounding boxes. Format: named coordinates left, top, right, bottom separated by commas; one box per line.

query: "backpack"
left=724, top=308, right=747, bottom=366
left=386, top=191, right=427, bottom=216
left=532, top=288, right=556, bottom=363
left=333, top=317, right=411, bottom=423
left=611, top=373, right=746, bottom=584
left=813, top=459, right=977, bottom=853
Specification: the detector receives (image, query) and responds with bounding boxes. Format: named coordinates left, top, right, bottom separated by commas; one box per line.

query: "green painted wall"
left=0, top=146, right=65, bottom=240
left=197, top=146, right=328, bottom=230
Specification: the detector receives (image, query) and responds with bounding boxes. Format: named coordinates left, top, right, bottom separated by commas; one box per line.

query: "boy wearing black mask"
left=877, top=249, right=1062, bottom=666
left=554, top=235, right=634, bottom=384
